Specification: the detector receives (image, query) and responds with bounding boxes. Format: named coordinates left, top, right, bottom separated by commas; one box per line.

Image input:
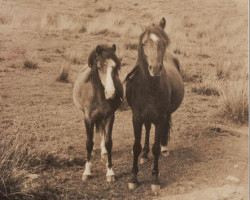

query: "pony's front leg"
left=128, top=116, right=142, bottom=190
left=82, top=118, right=94, bottom=182
left=104, top=114, right=115, bottom=182
left=140, top=122, right=151, bottom=164
left=151, top=122, right=163, bottom=194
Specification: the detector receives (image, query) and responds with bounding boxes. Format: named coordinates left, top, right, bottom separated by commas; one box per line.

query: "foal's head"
left=88, top=44, right=120, bottom=99
left=139, top=17, right=170, bottom=77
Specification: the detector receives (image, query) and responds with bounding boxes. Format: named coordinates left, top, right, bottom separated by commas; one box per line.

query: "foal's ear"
left=111, top=44, right=116, bottom=52
left=159, top=17, right=166, bottom=29
left=96, top=45, right=103, bottom=55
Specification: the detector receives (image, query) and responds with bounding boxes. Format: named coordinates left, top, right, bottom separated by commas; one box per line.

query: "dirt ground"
left=0, top=0, right=248, bottom=199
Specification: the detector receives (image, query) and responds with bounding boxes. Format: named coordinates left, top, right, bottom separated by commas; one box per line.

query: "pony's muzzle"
left=105, top=89, right=116, bottom=99
left=149, top=65, right=162, bottom=77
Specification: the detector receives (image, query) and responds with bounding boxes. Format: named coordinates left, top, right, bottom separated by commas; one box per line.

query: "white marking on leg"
left=161, top=145, right=168, bottom=152
left=83, top=161, right=92, bottom=176
left=106, top=167, right=115, bottom=176
left=101, top=134, right=107, bottom=155
left=104, top=59, right=116, bottom=99
left=150, top=33, right=159, bottom=42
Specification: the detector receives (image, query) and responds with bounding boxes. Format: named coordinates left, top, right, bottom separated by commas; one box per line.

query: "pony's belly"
left=141, top=105, right=163, bottom=123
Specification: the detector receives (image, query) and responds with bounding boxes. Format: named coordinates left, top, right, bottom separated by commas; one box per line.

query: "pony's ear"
left=159, top=17, right=166, bottom=29
left=112, top=44, right=116, bottom=52
left=88, top=52, right=96, bottom=68
left=96, top=45, right=103, bottom=55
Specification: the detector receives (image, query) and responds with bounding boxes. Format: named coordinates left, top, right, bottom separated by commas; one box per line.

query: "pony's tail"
left=167, top=116, right=172, bottom=143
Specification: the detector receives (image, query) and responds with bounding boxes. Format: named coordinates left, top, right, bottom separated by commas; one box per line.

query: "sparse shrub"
left=95, top=6, right=112, bottom=13
left=79, top=26, right=87, bottom=33
left=56, top=63, right=70, bottom=83
left=124, top=43, right=138, bottom=50
left=181, top=70, right=202, bottom=83
left=219, top=80, right=248, bottom=123
left=192, top=82, right=220, bottom=96
left=23, top=60, right=38, bottom=69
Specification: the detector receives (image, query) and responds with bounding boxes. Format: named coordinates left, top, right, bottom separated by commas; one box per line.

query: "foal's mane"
left=88, top=45, right=121, bottom=70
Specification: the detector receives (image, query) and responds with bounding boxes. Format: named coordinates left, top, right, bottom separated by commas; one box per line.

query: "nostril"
left=149, top=66, right=152, bottom=70
left=159, top=65, right=162, bottom=70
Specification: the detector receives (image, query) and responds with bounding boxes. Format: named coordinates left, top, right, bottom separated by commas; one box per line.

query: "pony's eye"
left=142, top=43, right=146, bottom=46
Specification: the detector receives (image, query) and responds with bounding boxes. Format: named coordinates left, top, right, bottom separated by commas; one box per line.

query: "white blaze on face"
left=104, top=59, right=116, bottom=99
left=150, top=33, right=159, bottom=42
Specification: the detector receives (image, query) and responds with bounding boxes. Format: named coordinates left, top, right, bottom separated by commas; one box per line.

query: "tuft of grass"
left=181, top=70, right=202, bottom=83
left=124, top=43, right=138, bottom=50
left=56, top=62, right=70, bottom=83
left=219, top=80, right=248, bottom=124
left=79, top=26, right=87, bottom=33
left=95, top=6, right=112, bottom=13
left=192, top=80, right=220, bottom=96
left=23, top=60, right=38, bottom=69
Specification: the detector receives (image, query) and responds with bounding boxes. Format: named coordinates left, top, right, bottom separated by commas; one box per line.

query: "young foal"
left=73, top=44, right=123, bottom=182
left=125, top=18, right=184, bottom=192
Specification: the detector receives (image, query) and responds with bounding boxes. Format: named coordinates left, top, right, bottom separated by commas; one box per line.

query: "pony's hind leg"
left=140, top=122, right=151, bottom=164
left=104, top=114, right=115, bottom=182
left=151, top=122, right=163, bottom=194
left=128, top=116, right=142, bottom=190
left=161, top=115, right=171, bottom=157
left=82, top=119, right=94, bottom=182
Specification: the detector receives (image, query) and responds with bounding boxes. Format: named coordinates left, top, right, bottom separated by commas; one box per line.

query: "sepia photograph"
left=0, top=0, right=248, bottom=199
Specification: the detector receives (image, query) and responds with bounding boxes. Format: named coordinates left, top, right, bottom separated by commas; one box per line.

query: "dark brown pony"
left=125, top=18, right=184, bottom=192
left=73, top=44, right=123, bottom=182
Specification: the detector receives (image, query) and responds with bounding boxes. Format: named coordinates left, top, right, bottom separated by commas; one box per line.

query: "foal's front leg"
left=128, top=116, right=142, bottom=190
left=82, top=118, right=94, bottom=182
left=104, top=114, right=115, bottom=182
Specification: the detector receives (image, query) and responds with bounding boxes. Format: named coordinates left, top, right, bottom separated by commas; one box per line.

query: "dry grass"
left=56, top=62, right=70, bottom=83
left=23, top=60, right=38, bottom=69
left=219, top=80, right=249, bottom=124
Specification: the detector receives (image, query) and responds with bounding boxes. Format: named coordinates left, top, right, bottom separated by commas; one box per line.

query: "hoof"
left=101, top=153, right=107, bottom=160
left=161, top=150, right=170, bottom=157
left=128, top=182, right=138, bottom=190
left=82, top=174, right=90, bottom=182
left=107, top=175, right=115, bottom=183
left=151, top=184, right=160, bottom=195
left=140, top=157, right=149, bottom=165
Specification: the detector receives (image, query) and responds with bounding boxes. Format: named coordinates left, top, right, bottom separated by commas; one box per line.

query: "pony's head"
left=139, top=17, right=170, bottom=77
left=88, top=44, right=120, bottom=99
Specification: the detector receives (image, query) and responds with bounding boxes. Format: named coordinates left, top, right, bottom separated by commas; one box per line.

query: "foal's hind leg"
left=128, top=116, right=142, bottom=190
left=104, top=114, right=115, bottom=182
left=140, top=122, right=151, bottom=165
left=161, top=115, right=171, bottom=157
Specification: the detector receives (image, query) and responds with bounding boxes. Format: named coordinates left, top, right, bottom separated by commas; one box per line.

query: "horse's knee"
left=86, top=140, right=94, bottom=152
left=133, top=142, right=142, bottom=156
left=105, top=139, right=113, bottom=153
left=152, top=143, right=160, bottom=157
